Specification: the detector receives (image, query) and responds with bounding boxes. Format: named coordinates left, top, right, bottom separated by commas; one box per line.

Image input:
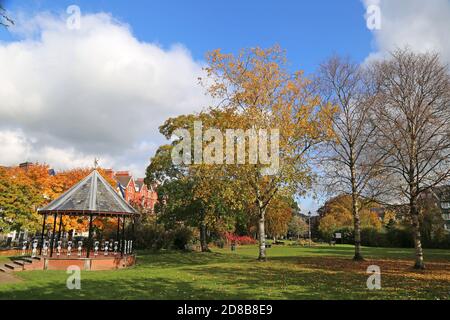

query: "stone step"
left=4, top=263, right=23, bottom=271
left=13, top=260, right=31, bottom=267
left=0, top=266, right=9, bottom=273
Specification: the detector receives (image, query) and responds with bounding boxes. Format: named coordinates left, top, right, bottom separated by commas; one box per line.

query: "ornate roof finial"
left=94, top=158, right=99, bottom=169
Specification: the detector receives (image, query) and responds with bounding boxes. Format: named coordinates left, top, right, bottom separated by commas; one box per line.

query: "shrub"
left=172, top=226, right=194, bottom=250
left=225, top=233, right=257, bottom=245
left=134, top=222, right=194, bottom=251
left=361, top=228, right=387, bottom=247
left=214, top=238, right=225, bottom=248
left=333, top=227, right=354, bottom=244
left=386, top=227, right=414, bottom=248
left=316, top=218, right=450, bottom=249
left=433, top=233, right=450, bottom=249
left=134, top=222, right=166, bottom=250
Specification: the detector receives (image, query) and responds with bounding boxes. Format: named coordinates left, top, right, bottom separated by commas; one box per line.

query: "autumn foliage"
left=225, top=233, right=257, bottom=245
left=318, top=195, right=382, bottom=240
left=0, top=164, right=117, bottom=233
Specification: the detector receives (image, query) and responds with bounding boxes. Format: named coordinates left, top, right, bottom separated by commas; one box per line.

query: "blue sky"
left=1, top=0, right=373, bottom=72
left=2, top=0, right=447, bottom=213
left=0, top=0, right=377, bottom=213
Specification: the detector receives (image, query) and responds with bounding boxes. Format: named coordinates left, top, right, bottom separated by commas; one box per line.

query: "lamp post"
left=308, top=211, right=312, bottom=247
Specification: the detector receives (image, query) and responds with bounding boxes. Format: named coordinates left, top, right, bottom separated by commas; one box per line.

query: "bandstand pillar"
left=86, top=214, right=94, bottom=258
left=116, top=215, right=120, bottom=244
left=121, top=216, right=126, bottom=256
left=39, top=214, right=47, bottom=255
left=57, top=213, right=63, bottom=242
left=49, top=213, right=57, bottom=257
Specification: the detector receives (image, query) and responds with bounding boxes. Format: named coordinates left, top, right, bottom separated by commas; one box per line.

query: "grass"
left=0, top=244, right=449, bottom=300
left=0, top=256, right=10, bottom=264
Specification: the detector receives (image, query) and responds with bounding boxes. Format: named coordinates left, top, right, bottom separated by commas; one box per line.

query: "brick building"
left=114, top=171, right=158, bottom=213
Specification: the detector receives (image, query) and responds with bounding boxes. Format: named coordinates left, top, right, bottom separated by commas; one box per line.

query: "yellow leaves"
left=177, top=45, right=336, bottom=222
left=383, top=210, right=397, bottom=225
left=319, top=195, right=383, bottom=236
left=266, top=196, right=294, bottom=237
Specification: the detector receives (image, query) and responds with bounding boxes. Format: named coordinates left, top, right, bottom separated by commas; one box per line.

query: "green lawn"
left=0, top=245, right=449, bottom=300
left=0, top=256, right=9, bottom=264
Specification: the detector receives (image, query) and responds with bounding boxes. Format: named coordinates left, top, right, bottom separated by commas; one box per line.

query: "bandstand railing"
left=18, top=239, right=134, bottom=258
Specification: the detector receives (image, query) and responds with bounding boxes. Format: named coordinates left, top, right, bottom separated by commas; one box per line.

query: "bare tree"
left=0, top=4, right=14, bottom=28
left=316, top=56, right=386, bottom=261
left=371, top=49, right=450, bottom=269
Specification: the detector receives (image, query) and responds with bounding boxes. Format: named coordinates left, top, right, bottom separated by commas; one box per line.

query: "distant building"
left=423, top=186, right=450, bottom=231
left=113, top=171, right=158, bottom=213
left=19, top=162, right=34, bottom=170
left=115, top=171, right=136, bottom=203
left=135, top=179, right=158, bottom=213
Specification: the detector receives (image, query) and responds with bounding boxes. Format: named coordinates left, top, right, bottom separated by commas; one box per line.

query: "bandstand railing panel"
left=17, top=239, right=134, bottom=258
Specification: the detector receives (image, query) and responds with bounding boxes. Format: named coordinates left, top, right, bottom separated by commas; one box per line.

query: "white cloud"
left=363, top=0, right=450, bottom=63
left=0, top=12, right=210, bottom=176
left=0, top=129, right=114, bottom=170
left=0, top=130, right=31, bottom=165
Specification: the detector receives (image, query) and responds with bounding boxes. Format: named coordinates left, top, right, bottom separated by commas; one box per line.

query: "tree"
left=0, top=4, right=14, bottom=28
left=146, top=113, right=242, bottom=252
left=202, top=45, right=334, bottom=260
left=318, top=194, right=382, bottom=240
left=418, top=196, right=446, bottom=246
left=146, top=141, right=211, bottom=250
left=382, top=210, right=397, bottom=227
left=265, top=195, right=294, bottom=240
left=0, top=164, right=117, bottom=236
left=0, top=164, right=55, bottom=234
left=0, top=168, right=41, bottom=233
left=371, top=49, right=450, bottom=269
left=288, top=215, right=308, bottom=239
left=316, top=56, right=386, bottom=261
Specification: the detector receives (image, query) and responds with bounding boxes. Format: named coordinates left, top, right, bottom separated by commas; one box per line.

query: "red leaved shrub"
left=225, top=233, right=257, bottom=245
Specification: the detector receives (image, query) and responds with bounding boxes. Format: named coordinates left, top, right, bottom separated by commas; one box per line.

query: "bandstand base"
left=23, top=254, right=136, bottom=271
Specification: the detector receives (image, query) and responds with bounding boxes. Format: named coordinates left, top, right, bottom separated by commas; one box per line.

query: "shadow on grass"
left=182, top=262, right=373, bottom=300
left=0, top=275, right=244, bottom=300
left=184, top=255, right=450, bottom=300
left=135, top=250, right=252, bottom=268
left=263, top=245, right=450, bottom=262
left=1, top=248, right=449, bottom=300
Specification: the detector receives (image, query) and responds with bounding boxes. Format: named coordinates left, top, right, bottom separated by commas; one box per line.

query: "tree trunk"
left=258, top=206, right=267, bottom=261
left=350, top=161, right=364, bottom=261
left=199, top=221, right=210, bottom=253
left=411, top=200, right=425, bottom=269
left=352, top=196, right=364, bottom=261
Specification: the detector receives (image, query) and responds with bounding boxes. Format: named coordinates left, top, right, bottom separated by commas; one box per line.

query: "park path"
left=0, top=272, right=22, bottom=285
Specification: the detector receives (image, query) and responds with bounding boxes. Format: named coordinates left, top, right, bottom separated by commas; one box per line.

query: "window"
left=441, top=202, right=450, bottom=209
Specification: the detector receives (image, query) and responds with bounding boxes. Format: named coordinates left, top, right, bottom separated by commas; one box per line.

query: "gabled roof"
left=135, top=179, right=146, bottom=192
left=38, top=170, right=138, bottom=216
left=116, top=175, right=133, bottom=188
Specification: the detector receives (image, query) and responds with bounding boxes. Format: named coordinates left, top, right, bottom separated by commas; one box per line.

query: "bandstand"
left=25, top=169, right=139, bottom=271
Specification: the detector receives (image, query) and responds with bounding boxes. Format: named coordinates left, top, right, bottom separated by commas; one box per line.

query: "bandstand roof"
left=38, top=170, right=138, bottom=216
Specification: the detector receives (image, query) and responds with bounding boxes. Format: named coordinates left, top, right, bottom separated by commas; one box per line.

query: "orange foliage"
left=266, top=197, right=293, bottom=238
left=3, top=164, right=118, bottom=233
